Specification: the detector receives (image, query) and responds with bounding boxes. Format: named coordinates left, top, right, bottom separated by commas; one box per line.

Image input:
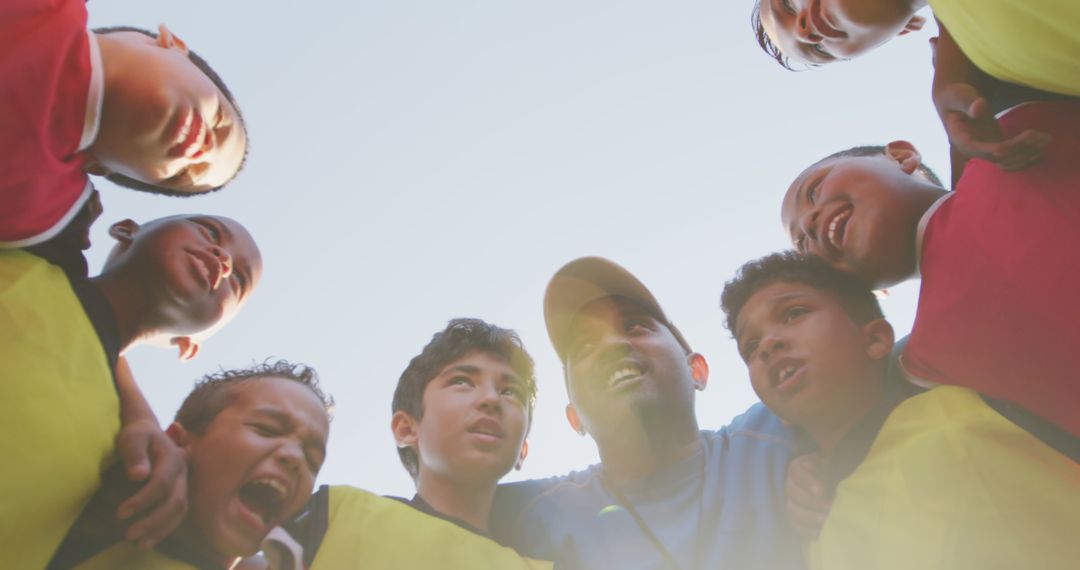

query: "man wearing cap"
left=490, top=257, right=804, bottom=570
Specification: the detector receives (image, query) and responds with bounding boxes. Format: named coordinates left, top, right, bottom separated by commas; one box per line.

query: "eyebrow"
left=253, top=407, right=327, bottom=456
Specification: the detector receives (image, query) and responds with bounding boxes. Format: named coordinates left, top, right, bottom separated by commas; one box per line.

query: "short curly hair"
left=721, top=251, right=884, bottom=335
left=175, top=359, right=333, bottom=434
left=392, top=319, right=538, bottom=479
left=820, top=145, right=944, bottom=187
left=92, top=26, right=247, bottom=196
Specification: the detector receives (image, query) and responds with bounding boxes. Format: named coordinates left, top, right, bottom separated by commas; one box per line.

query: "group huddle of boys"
left=3, top=0, right=1079, bottom=568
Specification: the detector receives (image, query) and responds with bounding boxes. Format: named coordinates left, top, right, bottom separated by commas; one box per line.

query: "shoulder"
left=709, top=402, right=797, bottom=449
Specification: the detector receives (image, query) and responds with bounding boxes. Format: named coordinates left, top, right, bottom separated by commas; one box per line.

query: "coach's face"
left=562, top=296, right=707, bottom=438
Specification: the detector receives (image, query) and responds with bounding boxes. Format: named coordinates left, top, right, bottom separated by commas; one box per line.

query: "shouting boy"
left=0, top=214, right=261, bottom=568
left=721, top=251, right=1080, bottom=569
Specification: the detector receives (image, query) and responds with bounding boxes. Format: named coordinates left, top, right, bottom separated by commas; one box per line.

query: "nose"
left=477, top=381, right=503, bottom=412
left=758, top=332, right=787, bottom=363
left=275, top=438, right=305, bottom=474
left=209, top=245, right=234, bottom=279
left=795, top=8, right=822, bottom=43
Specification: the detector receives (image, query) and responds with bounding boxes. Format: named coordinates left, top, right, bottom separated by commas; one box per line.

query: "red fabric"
left=904, top=100, right=1080, bottom=438
left=0, top=0, right=91, bottom=245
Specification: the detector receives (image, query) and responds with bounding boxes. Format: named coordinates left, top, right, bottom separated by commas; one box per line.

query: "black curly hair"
left=721, top=251, right=884, bottom=335
left=392, top=318, right=537, bottom=479
left=175, top=359, right=333, bottom=434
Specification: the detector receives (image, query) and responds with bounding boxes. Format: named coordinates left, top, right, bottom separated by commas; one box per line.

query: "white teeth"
left=778, top=365, right=798, bottom=383
left=827, top=209, right=851, bottom=249
left=252, top=477, right=287, bottom=499
left=608, top=366, right=640, bottom=386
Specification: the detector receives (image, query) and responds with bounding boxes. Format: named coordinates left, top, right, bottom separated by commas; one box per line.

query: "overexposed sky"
left=88, top=1, right=945, bottom=497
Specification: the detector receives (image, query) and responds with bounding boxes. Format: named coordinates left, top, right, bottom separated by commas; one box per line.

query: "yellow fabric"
left=74, top=542, right=196, bottom=570
left=809, top=386, right=1080, bottom=570
left=310, top=486, right=553, bottom=570
left=930, top=0, right=1080, bottom=96
left=0, top=250, right=119, bottom=569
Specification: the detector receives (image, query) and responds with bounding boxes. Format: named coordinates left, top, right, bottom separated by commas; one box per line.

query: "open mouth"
left=824, top=207, right=852, bottom=253
left=771, top=360, right=806, bottom=394
left=608, top=363, right=643, bottom=388
left=168, top=111, right=205, bottom=159
left=467, top=418, right=505, bottom=439
left=189, top=250, right=223, bottom=291
left=237, top=477, right=288, bottom=526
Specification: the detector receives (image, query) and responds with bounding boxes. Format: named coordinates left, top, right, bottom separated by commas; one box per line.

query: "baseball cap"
left=543, top=256, right=692, bottom=361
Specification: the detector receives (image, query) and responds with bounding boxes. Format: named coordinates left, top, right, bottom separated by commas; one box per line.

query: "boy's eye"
left=795, top=233, right=807, bottom=253
left=501, top=386, right=525, bottom=401
left=450, top=376, right=472, bottom=386
left=780, top=0, right=797, bottom=16
left=811, top=44, right=834, bottom=60
left=252, top=423, right=280, bottom=437
left=742, top=339, right=760, bottom=361
left=785, top=306, right=809, bottom=321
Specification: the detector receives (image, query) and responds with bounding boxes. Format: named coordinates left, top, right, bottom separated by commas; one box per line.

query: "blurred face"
left=734, top=281, right=885, bottom=428
left=412, top=351, right=530, bottom=485
left=180, top=376, right=329, bottom=560
left=106, top=215, right=262, bottom=338
left=564, top=297, right=697, bottom=436
left=780, top=154, right=938, bottom=288
left=89, top=26, right=246, bottom=193
left=758, top=0, right=925, bottom=65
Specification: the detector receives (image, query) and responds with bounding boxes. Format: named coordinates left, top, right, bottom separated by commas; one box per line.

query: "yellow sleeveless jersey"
left=0, top=250, right=119, bottom=569
left=296, top=486, right=552, bottom=569
left=809, top=386, right=1080, bottom=570
left=931, top=0, right=1080, bottom=96
left=73, top=542, right=197, bottom=570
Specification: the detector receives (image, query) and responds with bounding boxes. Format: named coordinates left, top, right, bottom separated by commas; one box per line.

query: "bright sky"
left=87, top=1, right=946, bottom=498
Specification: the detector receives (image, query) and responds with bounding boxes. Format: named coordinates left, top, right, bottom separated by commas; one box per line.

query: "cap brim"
left=544, top=257, right=688, bottom=360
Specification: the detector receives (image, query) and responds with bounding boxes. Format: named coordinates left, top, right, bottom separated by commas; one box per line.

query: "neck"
left=595, top=409, right=701, bottom=482
left=803, top=378, right=885, bottom=454
left=90, top=269, right=167, bottom=354
left=415, top=472, right=496, bottom=533
left=163, top=523, right=236, bottom=569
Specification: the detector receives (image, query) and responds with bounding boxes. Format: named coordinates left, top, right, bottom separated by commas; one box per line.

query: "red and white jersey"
left=904, top=100, right=1080, bottom=439
left=0, top=0, right=101, bottom=247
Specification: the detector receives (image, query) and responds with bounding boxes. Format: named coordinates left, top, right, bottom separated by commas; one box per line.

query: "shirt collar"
left=78, top=29, right=105, bottom=153
left=914, top=192, right=953, bottom=272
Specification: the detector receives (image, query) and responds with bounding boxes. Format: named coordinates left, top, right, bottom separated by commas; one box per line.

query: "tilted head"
left=544, top=257, right=707, bottom=440
left=168, top=360, right=333, bottom=562
left=99, top=214, right=262, bottom=359
left=721, top=252, right=893, bottom=434
left=780, top=142, right=946, bottom=289
left=752, top=0, right=926, bottom=68
left=87, top=25, right=247, bottom=195
left=391, top=319, right=537, bottom=486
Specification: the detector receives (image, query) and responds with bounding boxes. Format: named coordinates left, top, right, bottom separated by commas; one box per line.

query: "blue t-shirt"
left=491, top=404, right=804, bottom=570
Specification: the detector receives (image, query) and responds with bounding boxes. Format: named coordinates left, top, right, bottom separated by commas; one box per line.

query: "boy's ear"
left=165, top=422, right=190, bottom=448
left=885, top=140, right=923, bottom=175
left=687, top=352, right=709, bottom=391
left=565, top=404, right=586, bottom=436
left=898, top=14, right=926, bottom=36
left=391, top=410, right=419, bottom=449
left=515, top=440, right=529, bottom=470
left=156, top=24, right=189, bottom=54
left=861, top=318, right=895, bottom=361
left=109, top=219, right=139, bottom=244
left=170, top=337, right=199, bottom=361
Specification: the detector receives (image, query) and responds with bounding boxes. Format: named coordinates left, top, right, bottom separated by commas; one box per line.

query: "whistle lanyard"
left=598, top=440, right=708, bottom=570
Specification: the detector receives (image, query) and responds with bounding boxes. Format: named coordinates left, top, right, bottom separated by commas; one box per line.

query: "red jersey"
left=0, top=0, right=96, bottom=247
left=903, top=100, right=1080, bottom=438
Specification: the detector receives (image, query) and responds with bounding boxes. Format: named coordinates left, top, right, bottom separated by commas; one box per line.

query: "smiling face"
left=757, top=0, right=926, bottom=66
left=104, top=215, right=262, bottom=345
left=734, top=281, right=889, bottom=433
left=89, top=26, right=246, bottom=193
left=398, top=351, right=530, bottom=487
left=780, top=152, right=943, bottom=288
left=563, top=296, right=701, bottom=437
left=176, top=376, right=330, bottom=560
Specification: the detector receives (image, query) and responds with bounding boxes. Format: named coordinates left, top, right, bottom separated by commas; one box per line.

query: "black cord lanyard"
left=598, top=440, right=708, bottom=570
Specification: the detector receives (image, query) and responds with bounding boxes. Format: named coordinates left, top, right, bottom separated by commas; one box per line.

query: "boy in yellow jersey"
left=52, top=361, right=333, bottom=569
left=0, top=213, right=262, bottom=569
left=275, top=319, right=551, bottom=569
left=721, top=251, right=1080, bottom=570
